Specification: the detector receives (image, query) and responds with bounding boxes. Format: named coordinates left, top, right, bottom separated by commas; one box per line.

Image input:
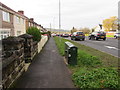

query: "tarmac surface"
left=14, top=37, right=75, bottom=88
left=67, top=37, right=119, bottom=58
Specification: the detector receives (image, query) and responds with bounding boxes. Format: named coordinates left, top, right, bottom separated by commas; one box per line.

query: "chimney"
left=18, top=10, right=24, bottom=15
left=30, top=18, right=34, bottom=22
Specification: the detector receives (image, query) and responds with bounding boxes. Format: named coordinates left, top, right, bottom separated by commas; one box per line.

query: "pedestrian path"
left=14, top=37, right=75, bottom=88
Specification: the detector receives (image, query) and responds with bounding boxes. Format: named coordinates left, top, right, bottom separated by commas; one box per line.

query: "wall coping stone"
left=19, top=34, right=33, bottom=39
left=2, top=37, right=25, bottom=44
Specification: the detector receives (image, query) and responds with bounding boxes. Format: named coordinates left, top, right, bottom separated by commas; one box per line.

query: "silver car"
left=114, top=33, right=120, bottom=39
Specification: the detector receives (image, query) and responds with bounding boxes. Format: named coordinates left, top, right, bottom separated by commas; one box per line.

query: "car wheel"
left=103, top=39, right=106, bottom=40
left=103, top=38, right=106, bottom=40
left=114, top=36, right=117, bottom=39
left=73, top=38, right=75, bottom=41
left=96, top=37, right=98, bottom=40
left=89, top=37, right=91, bottom=40
left=82, top=38, right=85, bottom=41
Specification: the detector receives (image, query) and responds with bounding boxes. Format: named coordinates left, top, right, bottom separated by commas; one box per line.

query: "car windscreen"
left=77, top=32, right=84, bottom=35
left=98, top=32, right=106, bottom=34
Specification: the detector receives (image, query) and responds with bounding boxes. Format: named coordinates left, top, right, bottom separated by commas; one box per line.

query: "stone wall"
left=2, top=37, right=25, bottom=89
left=1, top=34, right=48, bottom=89
left=19, top=34, right=38, bottom=63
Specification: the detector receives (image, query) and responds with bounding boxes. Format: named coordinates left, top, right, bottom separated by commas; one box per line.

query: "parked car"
left=114, top=32, right=120, bottom=39
left=69, top=34, right=72, bottom=37
left=71, top=32, right=85, bottom=41
left=56, top=34, right=59, bottom=36
left=62, top=34, right=69, bottom=37
left=52, top=33, right=56, bottom=37
left=89, top=31, right=106, bottom=40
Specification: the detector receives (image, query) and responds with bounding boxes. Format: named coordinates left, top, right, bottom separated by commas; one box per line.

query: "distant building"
left=27, top=18, right=47, bottom=32
left=46, top=28, right=70, bottom=34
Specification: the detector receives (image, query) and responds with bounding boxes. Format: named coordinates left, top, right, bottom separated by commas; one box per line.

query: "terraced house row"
left=0, top=2, right=47, bottom=40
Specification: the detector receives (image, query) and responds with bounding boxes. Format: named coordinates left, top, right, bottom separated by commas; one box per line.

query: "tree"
left=91, top=28, right=95, bottom=32
left=102, top=16, right=118, bottom=32
left=79, top=27, right=91, bottom=34
left=71, top=27, right=77, bottom=34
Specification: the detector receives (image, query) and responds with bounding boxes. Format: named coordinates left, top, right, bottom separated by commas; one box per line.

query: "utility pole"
left=50, top=23, right=51, bottom=32
left=59, top=0, right=61, bottom=37
left=53, top=17, right=55, bottom=29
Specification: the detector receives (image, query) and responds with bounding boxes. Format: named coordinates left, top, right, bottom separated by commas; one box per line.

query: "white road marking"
left=105, top=46, right=119, bottom=50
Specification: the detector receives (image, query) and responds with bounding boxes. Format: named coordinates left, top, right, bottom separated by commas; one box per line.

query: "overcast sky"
left=1, top=0, right=119, bottom=30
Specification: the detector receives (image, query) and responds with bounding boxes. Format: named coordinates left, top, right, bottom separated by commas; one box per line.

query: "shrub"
left=27, top=27, right=41, bottom=42
left=41, top=32, right=48, bottom=35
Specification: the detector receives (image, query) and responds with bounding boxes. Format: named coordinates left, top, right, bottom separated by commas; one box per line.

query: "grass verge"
left=54, top=36, right=119, bottom=89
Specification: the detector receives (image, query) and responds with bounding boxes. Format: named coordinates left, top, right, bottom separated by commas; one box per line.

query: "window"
left=1, top=35, right=3, bottom=39
left=77, top=32, right=83, bottom=35
left=17, top=31, right=21, bottom=36
left=0, top=30, right=10, bottom=40
left=2, top=11, right=10, bottom=22
left=21, top=18, right=24, bottom=24
left=16, top=16, right=20, bottom=23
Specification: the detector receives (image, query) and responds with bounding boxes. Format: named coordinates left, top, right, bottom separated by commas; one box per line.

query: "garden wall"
left=1, top=34, right=48, bottom=89
left=38, top=35, right=48, bottom=53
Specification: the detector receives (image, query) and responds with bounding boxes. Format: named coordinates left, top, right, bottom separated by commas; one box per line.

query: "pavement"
left=13, top=37, right=75, bottom=88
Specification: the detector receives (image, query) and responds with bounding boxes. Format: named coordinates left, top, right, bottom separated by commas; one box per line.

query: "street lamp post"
left=50, top=23, right=51, bottom=32
left=59, top=0, right=61, bottom=40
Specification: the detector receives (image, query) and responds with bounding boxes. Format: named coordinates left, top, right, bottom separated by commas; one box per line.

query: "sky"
left=1, top=0, right=119, bottom=30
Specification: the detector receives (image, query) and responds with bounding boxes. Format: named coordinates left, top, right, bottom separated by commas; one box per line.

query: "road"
left=66, top=37, right=119, bottom=58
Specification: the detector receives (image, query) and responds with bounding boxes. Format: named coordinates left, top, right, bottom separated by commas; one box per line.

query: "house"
left=0, top=2, right=14, bottom=40
left=27, top=18, right=47, bottom=32
left=13, top=10, right=27, bottom=36
left=0, top=2, right=47, bottom=40
left=0, top=2, right=28, bottom=39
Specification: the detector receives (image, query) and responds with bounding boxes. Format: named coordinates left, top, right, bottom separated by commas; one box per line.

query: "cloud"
left=1, top=0, right=119, bottom=30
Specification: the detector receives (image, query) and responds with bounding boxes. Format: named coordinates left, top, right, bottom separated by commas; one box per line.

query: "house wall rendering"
left=13, top=11, right=27, bottom=36
left=0, top=9, right=2, bottom=28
